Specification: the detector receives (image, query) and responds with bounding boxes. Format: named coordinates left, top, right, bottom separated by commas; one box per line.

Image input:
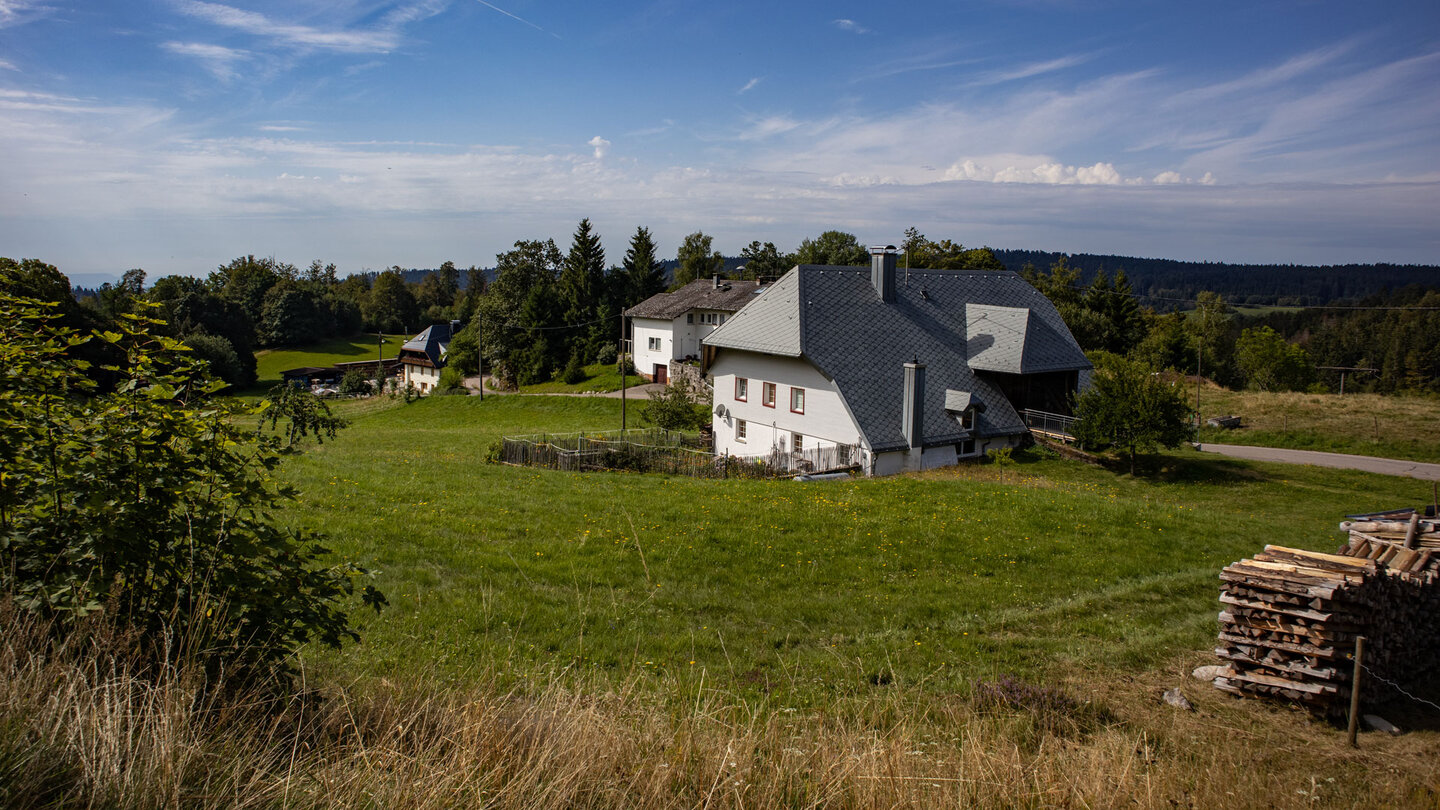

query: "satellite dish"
left=714, top=404, right=728, bottom=418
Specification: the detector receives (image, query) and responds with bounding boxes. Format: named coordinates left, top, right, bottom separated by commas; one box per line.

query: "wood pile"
left=1212, top=514, right=1440, bottom=713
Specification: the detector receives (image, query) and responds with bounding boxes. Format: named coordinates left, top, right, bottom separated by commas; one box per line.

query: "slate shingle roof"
left=623, top=278, right=764, bottom=320
left=401, top=322, right=455, bottom=366
left=704, top=266, right=1091, bottom=454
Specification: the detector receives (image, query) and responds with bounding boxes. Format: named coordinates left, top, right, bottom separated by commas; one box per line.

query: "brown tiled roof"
left=623, top=278, right=765, bottom=320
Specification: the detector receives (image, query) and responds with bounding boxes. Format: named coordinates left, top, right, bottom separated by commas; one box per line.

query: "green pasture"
left=251, top=334, right=406, bottom=392
left=277, top=395, right=1424, bottom=703
left=507, top=362, right=633, bottom=394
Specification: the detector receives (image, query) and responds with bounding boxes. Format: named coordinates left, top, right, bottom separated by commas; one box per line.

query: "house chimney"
left=902, top=360, right=925, bottom=450
left=713, top=273, right=720, bottom=289
left=870, top=245, right=897, bottom=303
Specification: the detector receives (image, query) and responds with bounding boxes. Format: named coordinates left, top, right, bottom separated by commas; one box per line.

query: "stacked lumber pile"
left=1213, top=515, right=1440, bottom=713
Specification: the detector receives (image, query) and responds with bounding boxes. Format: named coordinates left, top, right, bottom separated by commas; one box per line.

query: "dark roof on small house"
left=623, top=278, right=764, bottom=320
left=399, top=322, right=457, bottom=366
left=704, top=266, right=1090, bottom=454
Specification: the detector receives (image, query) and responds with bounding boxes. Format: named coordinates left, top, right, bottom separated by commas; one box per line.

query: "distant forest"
left=992, top=250, right=1439, bottom=309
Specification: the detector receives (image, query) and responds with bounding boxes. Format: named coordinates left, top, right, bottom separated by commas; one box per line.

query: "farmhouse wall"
left=710, top=351, right=862, bottom=459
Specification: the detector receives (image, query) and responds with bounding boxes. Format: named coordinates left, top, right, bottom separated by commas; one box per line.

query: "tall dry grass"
left=3, top=610, right=1436, bottom=809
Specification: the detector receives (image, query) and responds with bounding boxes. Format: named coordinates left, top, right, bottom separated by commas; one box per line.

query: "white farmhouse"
left=703, top=247, right=1091, bottom=476
left=623, top=277, right=764, bottom=383
left=398, top=320, right=458, bottom=395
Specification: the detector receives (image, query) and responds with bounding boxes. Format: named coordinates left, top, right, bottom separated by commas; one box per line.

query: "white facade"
left=709, top=350, right=1010, bottom=476
left=709, top=352, right=863, bottom=460
left=403, top=362, right=440, bottom=394
left=631, top=310, right=735, bottom=381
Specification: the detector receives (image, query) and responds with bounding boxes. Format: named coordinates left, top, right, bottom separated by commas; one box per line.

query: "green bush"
left=561, top=354, right=588, bottom=385
left=0, top=284, right=383, bottom=685
left=436, top=365, right=467, bottom=394
left=339, top=368, right=372, bottom=395
left=595, top=344, right=617, bottom=366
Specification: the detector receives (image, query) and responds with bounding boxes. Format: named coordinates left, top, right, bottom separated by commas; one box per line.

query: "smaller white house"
left=623, top=277, right=764, bottom=383
left=399, top=321, right=459, bottom=395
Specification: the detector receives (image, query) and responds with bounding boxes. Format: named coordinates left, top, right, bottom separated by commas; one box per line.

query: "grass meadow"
left=507, top=361, right=634, bottom=394
left=7, top=391, right=1439, bottom=808
left=281, top=394, right=1427, bottom=702
left=1195, top=383, right=1440, bottom=462
left=250, top=333, right=407, bottom=392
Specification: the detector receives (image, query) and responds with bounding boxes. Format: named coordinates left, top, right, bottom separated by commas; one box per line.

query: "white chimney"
left=902, top=360, right=925, bottom=449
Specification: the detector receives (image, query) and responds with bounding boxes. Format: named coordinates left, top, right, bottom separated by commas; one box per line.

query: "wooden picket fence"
left=499, top=429, right=860, bottom=479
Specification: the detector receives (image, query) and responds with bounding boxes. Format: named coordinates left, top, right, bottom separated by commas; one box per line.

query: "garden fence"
left=500, top=429, right=861, bottom=479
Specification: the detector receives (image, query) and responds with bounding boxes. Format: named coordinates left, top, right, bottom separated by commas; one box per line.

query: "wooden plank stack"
left=1212, top=513, right=1440, bottom=713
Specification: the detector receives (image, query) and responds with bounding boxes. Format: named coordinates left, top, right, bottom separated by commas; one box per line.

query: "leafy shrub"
left=184, top=333, right=244, bottom=387
left=595, top=343, right=617, bottom=366
left=986, top=446, right=1015, bottom=466
left=436, top=365, right=467, bottom=394
left=261, top=384, right=348, bottom=447
left=642, top=376, right=710, bottom=431
left=339, top=368, right=372, bottom=395
left=0, top=284, right=384, bottom=685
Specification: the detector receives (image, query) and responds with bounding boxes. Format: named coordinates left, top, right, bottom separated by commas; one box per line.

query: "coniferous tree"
left=622, top=226, right=666, bottom=306
left=558, top=219, right=606, bottom=362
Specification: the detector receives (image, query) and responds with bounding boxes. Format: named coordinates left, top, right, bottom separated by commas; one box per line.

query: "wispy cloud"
left=737, top=115, right=801, bottom=141
left=474, top=0, right=560, bottom=39
left=853, top=46, right=981, bottom=82
left=832, top=19, right=868, bottom=35
left=177, top=1, right=401, bottom=52
left=162, top=41, right=250, bottom=81
left=968, top=53, right=1096, bottom=86
left=0, top=57, right=17, bottom=71
left=259, top=124, right=309, bottom=132
left=738, top=77, right=761, bottom=94
left=0, top=0, right=50, bottom=29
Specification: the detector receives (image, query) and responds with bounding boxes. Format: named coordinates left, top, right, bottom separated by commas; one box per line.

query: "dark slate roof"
left=623, top=278, right=765, bottom=320
left=401, top=322, right=456, bottom=366
left=704, top=266, right=1091, bottom=453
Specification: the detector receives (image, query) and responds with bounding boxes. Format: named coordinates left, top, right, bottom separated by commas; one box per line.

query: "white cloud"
left=737, top=115, right=801, bottom=141
left=162, top=41, right=250, bottom=81
left=1152, top=171, right=1183, bottom=185
left=177, top=1, right=401, bottom=53
left=0, top=57, right=16, bottom=71
left=738, top=77, right=761, bottom=94
left=946, top=158, right=1134, bottom=185
left=259, top=124, right=308, bottom=132
left=0, top=0, right=50, bottom=29
left=587, top=136, right=611, bottom=159
left=832, top=19, right=868, bottom=34
left=969, top=53, right=1096, bottom=86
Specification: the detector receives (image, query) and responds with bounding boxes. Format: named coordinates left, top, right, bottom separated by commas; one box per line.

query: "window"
left=720, top=314, right=727, bottom=324
left=736, top=419, right=747, bottom=441
left=687, top=313, right=694, bottom=324
left=648, top=337, right=661, bottom=351
left=762, top=382, right=776, bottom=408
left=960, top=407, right=975, bottom=430
left=735, top=377, right=748, bottom=401
left=960, top=439, right=976, bottom=456
left=792, top=432, right=804, bottom=452
left=790, top=386, right=805, bottom=414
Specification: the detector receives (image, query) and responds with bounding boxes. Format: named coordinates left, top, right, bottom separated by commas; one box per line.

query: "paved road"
left=1196, top=443, right=1440, bottom=481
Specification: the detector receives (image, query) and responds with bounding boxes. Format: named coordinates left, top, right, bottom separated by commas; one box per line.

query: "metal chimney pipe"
left=870, top=245, right=897, bottom=303
left=902, top=360, right=925, bottom=449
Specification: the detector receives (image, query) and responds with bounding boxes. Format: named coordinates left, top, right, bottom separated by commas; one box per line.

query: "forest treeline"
left=994, top=249, right=1439, bottom=309
left=11, top=224, right=1440, bottom=396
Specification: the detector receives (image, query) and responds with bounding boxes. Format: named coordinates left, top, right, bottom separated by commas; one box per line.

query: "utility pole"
left=619, top=313, right=626, bottom=430
left=476, top=315, right=483, bottom=402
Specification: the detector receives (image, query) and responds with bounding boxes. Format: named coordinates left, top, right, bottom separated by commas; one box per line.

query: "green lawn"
left=277, top=395, right=1423, bottom=704
left=250, top=334, right=406, bottom=392
left=505, top=362, right=635, bottom=394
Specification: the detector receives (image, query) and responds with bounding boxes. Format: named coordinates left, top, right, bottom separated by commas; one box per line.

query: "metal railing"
left=1019, top=408, right=1077, bottom=438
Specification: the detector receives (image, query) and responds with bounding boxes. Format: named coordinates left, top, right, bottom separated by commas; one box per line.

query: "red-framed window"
left=735, top=377, right=748, bottom=401
left=762, top=382, right=776, bottom=408
left=790, top=386, right=805, bottom=414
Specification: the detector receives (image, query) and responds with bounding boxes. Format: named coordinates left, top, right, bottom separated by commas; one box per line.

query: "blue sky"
left=1, top=0, right=1438, bottom=282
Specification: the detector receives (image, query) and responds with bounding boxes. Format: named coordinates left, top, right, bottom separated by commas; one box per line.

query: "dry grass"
left=4, top=614, right=1438, bottom=810
left=1196, top=384, right=1440, bottom=462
